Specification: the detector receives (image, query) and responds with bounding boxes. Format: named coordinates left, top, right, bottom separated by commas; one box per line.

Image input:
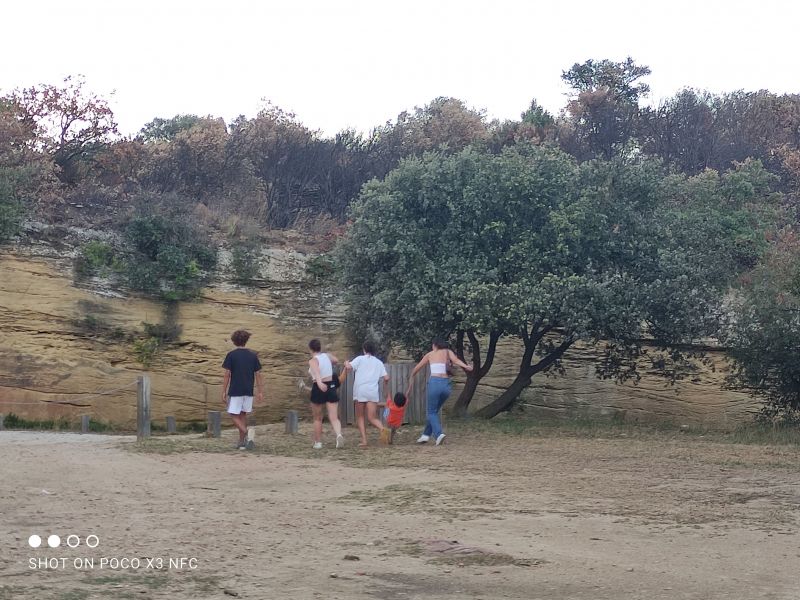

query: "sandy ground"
left=1, top=423, right=800, bottom=600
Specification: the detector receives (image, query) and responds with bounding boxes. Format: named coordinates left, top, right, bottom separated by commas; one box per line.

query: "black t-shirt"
left=222, top=348, right=262, bottom=397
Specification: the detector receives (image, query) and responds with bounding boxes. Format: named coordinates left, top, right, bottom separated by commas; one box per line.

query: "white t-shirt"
left=350, top=354, right=387, bottom=402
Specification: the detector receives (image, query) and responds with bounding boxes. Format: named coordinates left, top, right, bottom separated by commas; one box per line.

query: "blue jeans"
left=423, top=377, right=451, bottom=438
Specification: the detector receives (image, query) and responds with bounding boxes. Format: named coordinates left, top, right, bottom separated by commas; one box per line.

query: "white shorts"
left=228, top=396, right=253, bottom=414
left=354, top=389, right=380, bottom=403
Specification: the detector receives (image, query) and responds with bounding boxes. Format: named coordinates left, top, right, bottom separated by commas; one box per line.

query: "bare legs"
left=355, top=401, right=384, bottom=447
left=311, top=403, right=324, bottom=443
left=326, top=402, right=342, bottom=437
left=230, top=412, right=248, bottom=445
left=310, top=402, right=343, bottom=445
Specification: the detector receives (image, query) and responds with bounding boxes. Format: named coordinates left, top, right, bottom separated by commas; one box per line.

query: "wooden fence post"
left=208, top=411, right=221, bottom=438
left=80, top=415, right=90, bottom=434
left=166, top=416, right=176, bottom=434
left=0, top=414, right=4, bottom=430
left=285, top=410, right=299, bottom=434
left=137, top=375, right=151, bottom=442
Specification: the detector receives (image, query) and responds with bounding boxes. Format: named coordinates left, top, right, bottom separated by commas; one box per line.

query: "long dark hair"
left=432, top=337, right=449, bottom=350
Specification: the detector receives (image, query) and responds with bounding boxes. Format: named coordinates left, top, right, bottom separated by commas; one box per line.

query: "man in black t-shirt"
left=222, top=329, right=263, bottom=450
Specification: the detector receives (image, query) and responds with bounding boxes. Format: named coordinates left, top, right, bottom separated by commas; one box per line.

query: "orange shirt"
left=386, top=398, right=405, bottom=428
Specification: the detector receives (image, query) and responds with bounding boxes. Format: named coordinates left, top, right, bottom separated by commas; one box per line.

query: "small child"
left=379, top=392, right=407, bottom=445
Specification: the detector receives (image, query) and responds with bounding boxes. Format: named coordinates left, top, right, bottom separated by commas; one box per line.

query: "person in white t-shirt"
left=344, top=340, right=389, bottom=448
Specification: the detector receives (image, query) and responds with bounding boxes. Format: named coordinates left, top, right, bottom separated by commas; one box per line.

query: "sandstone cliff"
left=0, top=229, right=759, bottom=429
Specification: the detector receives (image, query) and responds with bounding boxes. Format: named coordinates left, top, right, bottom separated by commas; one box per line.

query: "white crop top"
left=312, top=353, right=333, bottom=379
left=430, top=362, right=447, bottom=376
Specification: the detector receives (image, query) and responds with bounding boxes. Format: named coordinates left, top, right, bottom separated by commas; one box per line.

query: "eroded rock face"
left=0, top=240, right=760, bottom=428
left=0, top=247, right=350, bottom=427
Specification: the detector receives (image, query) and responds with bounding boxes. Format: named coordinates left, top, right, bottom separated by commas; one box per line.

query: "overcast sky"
left=2, top=0, right=798, bottom=137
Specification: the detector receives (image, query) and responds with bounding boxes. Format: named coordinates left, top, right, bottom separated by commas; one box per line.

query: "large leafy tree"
left=723, top=231, right=800, bottom=420
left=9, top=76, right=117, bottom=184
left=338, top=146, right=777, bottom=417
left=559, top=57, right=650, bottom=160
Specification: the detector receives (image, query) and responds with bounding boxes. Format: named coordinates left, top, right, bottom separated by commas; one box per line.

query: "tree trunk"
left=474, top=332, right=574, bottom=419
left=474, top=369, right=534, bottom=419
left=450, top=330, right=500, bottom=417
left=451, top=371, right=481, bottom=417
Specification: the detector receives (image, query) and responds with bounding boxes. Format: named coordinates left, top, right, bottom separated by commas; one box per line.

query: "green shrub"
left=75, top=241, right=119, bottom=277
left=305, top=254, right=334, bottom=281
left=0, top=199, right=21, bottom=242
left=132, top=336, right=160, bottom=368
left=123, top=214, right=217, bottom=301
left=230, top=236, right=265, bottom=283
left=2, top=413, right=70, bottom=430
left=142, top=320, right=182, bottom=343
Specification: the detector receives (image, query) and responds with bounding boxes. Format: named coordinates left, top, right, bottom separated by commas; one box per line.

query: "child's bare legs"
left=326, top=402, right=342, bottom=437
left=355, top=402, right=368, bottom=446
left=311, top=403, right=324, bottom=443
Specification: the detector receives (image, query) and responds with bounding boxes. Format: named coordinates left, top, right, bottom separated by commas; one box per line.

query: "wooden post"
left=80, top=415, right=90, bottom=434
left=0, top=414, right=4, bottom=430
left=285, top=410, right=298, bottom=434
left=137, top=375, right=151, bottom=442
left=166, top=416, right=176, bottom=434
left=208, top=411, right=221, bottom=438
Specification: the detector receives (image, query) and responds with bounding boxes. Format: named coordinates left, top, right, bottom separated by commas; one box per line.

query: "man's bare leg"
left=231, top=413, right=247, bottom=445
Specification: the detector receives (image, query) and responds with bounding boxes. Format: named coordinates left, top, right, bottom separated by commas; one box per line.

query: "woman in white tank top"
left=407, top=338, right=472, bottom=446
left=307, top=339, right=344, bottom=449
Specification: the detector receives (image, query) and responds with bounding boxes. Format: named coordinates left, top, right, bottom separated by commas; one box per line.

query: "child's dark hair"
left=393, top=392, right=407, bottom=407
left=308, top=339, right=322, bottom=352
left=363, top=340, right=376, bottom=354
left=231, top=329, right=251, bottom=347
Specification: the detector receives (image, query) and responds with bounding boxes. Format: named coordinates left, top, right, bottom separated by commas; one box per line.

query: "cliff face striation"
left=0, top=230, right=759, bottom=429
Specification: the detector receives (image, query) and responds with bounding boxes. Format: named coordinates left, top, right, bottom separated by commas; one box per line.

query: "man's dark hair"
left=393, top=392, right=407, bottom=407
left=432, top=337, right=449, bottom=350
left=363, top=340, right=376, bottom=355
left=308, top=339, right=322, bottom=352
left=231, top=329, right=251, bottom=347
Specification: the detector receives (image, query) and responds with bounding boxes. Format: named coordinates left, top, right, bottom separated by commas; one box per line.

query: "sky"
left=2, top=0, right=799, bottom=137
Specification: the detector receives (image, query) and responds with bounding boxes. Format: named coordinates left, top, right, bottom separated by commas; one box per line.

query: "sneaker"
left=245, top=440, right=255, bottom=450
left=435, top=433, right=446, bottom=446
left=416, top=434, right=430, bottom=444
left=313, top=442, right=323, bottom=450
left=235, top=440, right=246, bottom=450
left=336, top=434, right=344, bottom=449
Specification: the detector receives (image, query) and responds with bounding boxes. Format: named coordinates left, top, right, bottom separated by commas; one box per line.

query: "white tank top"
left=314, top=353, right=333, bottom=378
left=430, top=362, right=447, bottom=376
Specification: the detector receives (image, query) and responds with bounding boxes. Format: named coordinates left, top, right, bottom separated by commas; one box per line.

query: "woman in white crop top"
left=308, top=338, right=344, bottom=449
left=407, top=338, right=472, bottom=446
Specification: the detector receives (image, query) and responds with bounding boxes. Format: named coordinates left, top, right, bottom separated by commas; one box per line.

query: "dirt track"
left=1, top=424, right=799, bottom=599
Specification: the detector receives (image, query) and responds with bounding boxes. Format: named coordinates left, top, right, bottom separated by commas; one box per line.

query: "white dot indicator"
left=28, top=535, right=42, bottom=548
left=86, top=535, right=99, bottom=548
left=66, top=535, right=80, bottom=548
left=47, top=535, right=61, bottom=548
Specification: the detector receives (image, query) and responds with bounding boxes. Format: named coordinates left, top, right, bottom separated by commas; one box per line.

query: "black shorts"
left=310, top=375, right=340, bottom=405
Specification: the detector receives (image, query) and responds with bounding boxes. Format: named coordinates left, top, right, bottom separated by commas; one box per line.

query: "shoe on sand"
left=416, top=434, right=430, bottom=444
left=245, top=440, right=255, bottom=450
left=336, top=434, right=344, bottom=449
left=313, top=442, right=323, bottom=450
left=435, top=433, right=446, bottom=446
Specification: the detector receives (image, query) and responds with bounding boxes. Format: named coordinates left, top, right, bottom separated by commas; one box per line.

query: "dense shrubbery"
left=123, top=214, right=217, bottom=301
